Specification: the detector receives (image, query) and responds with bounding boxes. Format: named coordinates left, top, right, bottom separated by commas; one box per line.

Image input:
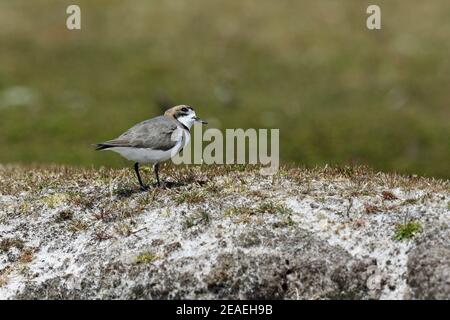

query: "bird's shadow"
left=114, top=179, right=207, bottom=199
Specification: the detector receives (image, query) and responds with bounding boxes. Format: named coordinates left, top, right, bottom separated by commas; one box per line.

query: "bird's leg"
left=134, top=163, right=148, bottom=191
left=153, top=163, right=161, bottom=187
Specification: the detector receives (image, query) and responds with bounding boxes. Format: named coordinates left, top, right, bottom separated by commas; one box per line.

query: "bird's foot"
left=140, top=185, right=150, bottom=192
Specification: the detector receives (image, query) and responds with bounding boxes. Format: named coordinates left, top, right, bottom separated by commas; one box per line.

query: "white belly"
left=109, top=129, right=190, bottom=164
left=109, top=147, right=174, bottom=164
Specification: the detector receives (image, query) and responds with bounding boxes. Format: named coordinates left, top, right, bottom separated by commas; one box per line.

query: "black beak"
left=194, top=116, right=208, bottom=124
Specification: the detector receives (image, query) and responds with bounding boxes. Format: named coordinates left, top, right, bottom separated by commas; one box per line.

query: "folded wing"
left=94, top=116, right=180, bottom=151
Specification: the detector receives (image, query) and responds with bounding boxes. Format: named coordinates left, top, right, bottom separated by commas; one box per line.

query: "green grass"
left=135, top=251, right=158, bottom=264
left=0, top=0, right=449, bottom=178
left=183, top=211, right=210, bottom=229
left=174, top=188, right=207, bottom=205
left=394, top=221, right=422, bottom=241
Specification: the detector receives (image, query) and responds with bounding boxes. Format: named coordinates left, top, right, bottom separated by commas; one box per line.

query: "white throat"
left=177, top=115, right=195, bottom=129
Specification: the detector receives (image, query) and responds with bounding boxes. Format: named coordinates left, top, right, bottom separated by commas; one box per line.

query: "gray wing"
left=96, top=116, right=179, bottom=151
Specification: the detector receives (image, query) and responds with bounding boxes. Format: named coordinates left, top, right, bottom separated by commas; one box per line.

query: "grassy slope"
left=0, top=0, right=449, bottom=178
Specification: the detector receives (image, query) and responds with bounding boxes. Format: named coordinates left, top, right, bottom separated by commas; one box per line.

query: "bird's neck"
left=175, top=115, right=194, bottom=131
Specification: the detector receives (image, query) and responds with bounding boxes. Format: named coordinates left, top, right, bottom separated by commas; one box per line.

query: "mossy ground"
left=0, top=164, right=448, bottom=299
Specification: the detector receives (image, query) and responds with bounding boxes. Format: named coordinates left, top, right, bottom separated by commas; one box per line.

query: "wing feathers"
left=94, top=116, right=182, bottom=151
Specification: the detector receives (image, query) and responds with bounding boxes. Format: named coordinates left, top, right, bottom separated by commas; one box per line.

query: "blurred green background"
left=0, top=0, right=449, bottom=178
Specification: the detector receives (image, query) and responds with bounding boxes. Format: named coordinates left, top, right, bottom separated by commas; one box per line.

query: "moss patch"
left=135, top=252, right=158, bottom=264
left=41, top=193, right=70, bottom=208
left=394, top=221, right=423, bottom=241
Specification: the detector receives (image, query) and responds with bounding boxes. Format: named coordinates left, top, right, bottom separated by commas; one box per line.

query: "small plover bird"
left=94, top=105, right=207, bottom=190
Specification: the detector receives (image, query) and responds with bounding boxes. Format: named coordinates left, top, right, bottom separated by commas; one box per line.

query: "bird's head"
left=165, top=105, right=207, bottom=129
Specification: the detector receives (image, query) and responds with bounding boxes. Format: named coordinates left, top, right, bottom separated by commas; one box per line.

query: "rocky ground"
left=0, top=164, right=449, bottom=299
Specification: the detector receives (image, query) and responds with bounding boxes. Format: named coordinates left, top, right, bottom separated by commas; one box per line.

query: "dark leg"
left=154, top=163, right=161, bottom=187
left=134, top=163, right=148, bottom=191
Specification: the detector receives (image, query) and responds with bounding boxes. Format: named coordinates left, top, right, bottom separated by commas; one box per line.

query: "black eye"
left=181, top=107, right=188, bottom=112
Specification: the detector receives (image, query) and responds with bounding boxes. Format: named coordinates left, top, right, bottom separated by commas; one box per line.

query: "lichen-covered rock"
left=228, top=227, right=378, bottom=299
left=407, top=226, right=450, bottom=299
left=0, top=165, right=449, bottom=299
left=13, top=226, right=378, bottom=300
